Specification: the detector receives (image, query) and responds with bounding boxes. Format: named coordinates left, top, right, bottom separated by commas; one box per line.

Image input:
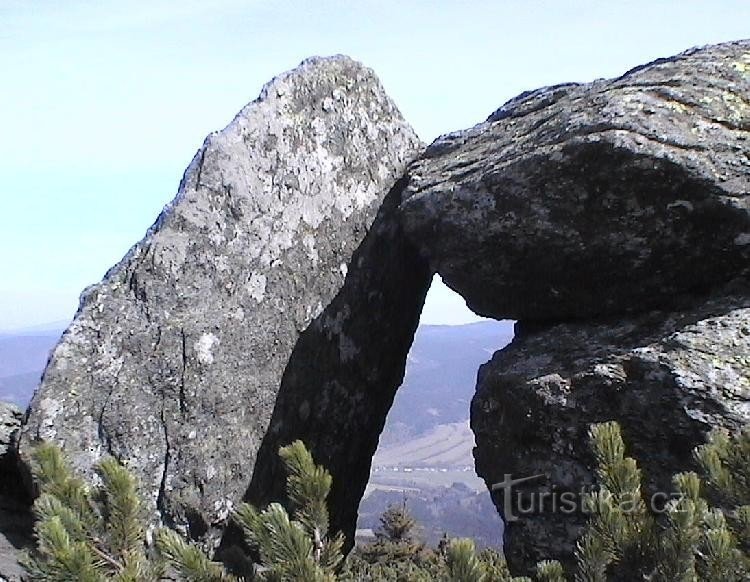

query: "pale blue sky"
left=1, top=1, right=748, bottom=329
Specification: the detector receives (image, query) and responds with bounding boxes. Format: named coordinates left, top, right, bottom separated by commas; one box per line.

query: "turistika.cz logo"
left=491, top=473, right=682, bottom=522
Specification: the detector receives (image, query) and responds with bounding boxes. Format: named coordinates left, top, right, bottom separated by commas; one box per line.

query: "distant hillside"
left=0, top=328, right=64, bottom=407
left=358, top=482, right=504, bottom=549
left=379, top=320, right=514, bottom=446
left=0, top=372, right=45, bottom=408
left=361, top=320, right=513, bottom=547
left=374, top=421, right=476, bottom=468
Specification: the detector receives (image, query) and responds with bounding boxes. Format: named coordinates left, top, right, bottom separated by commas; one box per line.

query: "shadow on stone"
left=218, top=176, right=432, bottom=566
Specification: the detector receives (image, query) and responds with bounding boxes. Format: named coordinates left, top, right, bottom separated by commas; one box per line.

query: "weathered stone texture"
left=472, top=281, right=750, bottom=572
left=20, top=55, right=422, bottom=545
left=0, top=403, right=31, bottom=582
left=402, top=41, right=750, bottom=321
left=228, top=175, right=432, bottom=555
left=0, top=404, right=21, bottom=460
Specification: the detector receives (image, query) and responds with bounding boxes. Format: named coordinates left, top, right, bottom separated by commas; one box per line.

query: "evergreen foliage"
left=26, top=425, right=748, bottom=581
left=445, top=538, right=486, bottom=581
left=155, top=529, right=235, bottom=582
left=22, top=442, right=164, bottom=582
left=572, top=422, right=750, bottom=582
left=534, top=560, right=565, bottom=582
left=160, top=439, right=344, bottom=582
left=573, top=421, right=655, bottom=580
left=342, top=501, right=442, bottom=580
left=356, top=501, right=427, bottom=564
left=343, top=501, right=530, bottom=581
left=24, top=440, right=344, bottom=582
left=377, top=502, right=419, bottom=544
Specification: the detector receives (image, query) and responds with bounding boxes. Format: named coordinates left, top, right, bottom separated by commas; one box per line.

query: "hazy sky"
left=1, top=1, right=748, bottom=330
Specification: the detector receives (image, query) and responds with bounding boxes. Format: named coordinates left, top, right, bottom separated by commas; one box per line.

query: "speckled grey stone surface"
left=20, top=55, right=422, bottom=546
left=401, top=41, right=750, bottom=321
left=0, top=403, right=29, bottom=582
left=472, top=280, right=750, bottom=573
left=0, top=404, right=20, bottom=460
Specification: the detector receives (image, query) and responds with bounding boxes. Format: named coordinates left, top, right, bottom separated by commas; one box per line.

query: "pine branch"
left=23, top=516, right=106, bottom=582
left=279, top=440, right=332, bottom=538
left=535, top=560, right=565, bottom=582
left=96, top=457, right=144, bottom=557
left=446, top=538, right=486, bottom=582
left=30, top=443, right=100, bottom=533
left=696, top=428, right=750, bottom=507
left=155, top=528, right=236, bottom=582
left=574, top=533, right=610, bottom=582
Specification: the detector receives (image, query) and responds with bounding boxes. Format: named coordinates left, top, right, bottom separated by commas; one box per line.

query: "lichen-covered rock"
left=220, top=175, right=432, bottom=559
left=0, top=403, right=31, bottom=582
left=20, top=55, right=422, bottom=545
left=401, top=40, right=750, bottom=321
left=471, top=280, right=750, bottom=573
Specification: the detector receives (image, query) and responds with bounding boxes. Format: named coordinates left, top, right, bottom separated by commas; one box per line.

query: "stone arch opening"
left=218, top=211, right=515, bottom=560
left=217, top=170, right=517, bottom=560
left=356, top=275, right=512, bottom=548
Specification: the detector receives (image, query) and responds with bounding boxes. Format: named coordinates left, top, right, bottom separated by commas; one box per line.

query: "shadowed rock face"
left=401, top=40, right=750, bottom=321
left=20, top=55, right=422, bottom=545
left=397, top=40, right=750, bottom=575
left=0, top=403, right=31, bottom=582
left=471, top=281, right=750, bottom=572
left=219, top=176, right=431, bottom=560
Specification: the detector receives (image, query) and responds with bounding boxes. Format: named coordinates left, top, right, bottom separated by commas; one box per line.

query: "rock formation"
left=20, top=55, right=424, bottom=546
left=472, top=280, right=750, bottom=571
left=401, top=40, right=750, bottom=321
left=0, top=403, right=31, bottom=582
left=404, top=41, right=749, bottom=573
left=11, top=39, right=750, bottom=578
left=221, top=176, right=431, bottom=558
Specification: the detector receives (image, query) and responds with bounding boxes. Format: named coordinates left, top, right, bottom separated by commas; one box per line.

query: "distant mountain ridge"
left=0, top=320, right=69, bottom=337
left=0, top=326, right=65, bottom=407
left=379, top=319, right=514, bottom=447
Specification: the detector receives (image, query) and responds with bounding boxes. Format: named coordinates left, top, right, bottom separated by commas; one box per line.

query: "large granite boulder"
left=20, top=55, right=423, bottom=546
left=401, top=40, right=750, bottom=321
left=471, top=280, right=750, bottom=573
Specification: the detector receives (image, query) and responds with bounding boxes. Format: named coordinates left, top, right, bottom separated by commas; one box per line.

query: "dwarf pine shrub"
left=156, top=439, right=346, bottom=581
left=24, top=439, right=343, bottom=582
left=571, top=422, right=750, bottom=582
left=23, top=442, right=164, bottom=581
left=29, top=424, right=745, bottom=581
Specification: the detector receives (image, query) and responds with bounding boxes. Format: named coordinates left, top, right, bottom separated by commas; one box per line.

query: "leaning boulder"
left=401, top=41, right=750, bottom=321
left=224, top=175, right=432, bottom=556
left=20, top=56, right=422, bottom=546
left=471, top=280, right=750, bottom=572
